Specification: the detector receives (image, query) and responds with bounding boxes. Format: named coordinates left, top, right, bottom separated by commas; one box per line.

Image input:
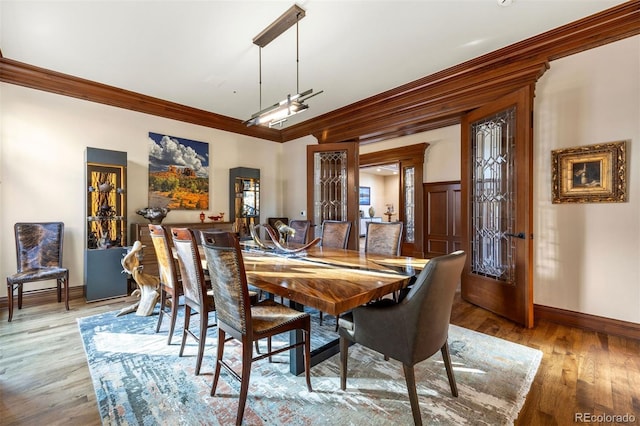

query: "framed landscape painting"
left=551, top=141, right=627, bottom=204
left=359, top=186, right=371, bottom=205
left=147, top=132, right=209, bottom=210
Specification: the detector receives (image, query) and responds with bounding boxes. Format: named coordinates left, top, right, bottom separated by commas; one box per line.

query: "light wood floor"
left=1, top=293, right=638, bottom=425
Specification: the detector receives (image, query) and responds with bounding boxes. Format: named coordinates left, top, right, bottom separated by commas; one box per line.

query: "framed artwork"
left=551, top=141, right=627, bottom=204
left=359, top=186, right=371, bottom=205
left=148, top=132, right=209, bottom=210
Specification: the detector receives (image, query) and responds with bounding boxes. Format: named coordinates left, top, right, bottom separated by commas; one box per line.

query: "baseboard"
left=0, top=286, right=85, bottom=310
left=534, top=304, right=640, bottom=341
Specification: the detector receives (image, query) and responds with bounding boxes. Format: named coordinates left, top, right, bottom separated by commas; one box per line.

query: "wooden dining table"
left=236, top=243, right=428, bottom=375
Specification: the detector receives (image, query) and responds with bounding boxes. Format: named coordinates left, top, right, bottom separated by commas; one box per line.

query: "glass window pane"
left=313, top=151, right=348, bottom=238
left=404, top=166, right=415, bottom=243
left=470, top=107, right=516, bottom=283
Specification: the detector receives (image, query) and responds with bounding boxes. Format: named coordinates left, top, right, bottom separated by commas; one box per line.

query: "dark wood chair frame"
left=6, top=222, right=69, bottom=322
left=171, top=227, right=217, bottom=375
left=201, top=231, right=312, bottom=426
left=148, top=224, right=183, bottom=344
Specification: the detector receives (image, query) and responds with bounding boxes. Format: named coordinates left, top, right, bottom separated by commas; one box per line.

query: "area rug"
left=77, top=307, right=542, bottom=425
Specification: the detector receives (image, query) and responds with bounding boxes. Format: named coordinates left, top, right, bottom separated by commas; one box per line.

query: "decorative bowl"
left=136, top=207, right=170, bottom=224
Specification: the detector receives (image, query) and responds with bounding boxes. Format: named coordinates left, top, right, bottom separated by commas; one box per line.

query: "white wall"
left=3, top=34, right=638, bottom=324
left=359, top=125, right=461, bottom=183
left=534, top=35, right=640, bottom=323
left=358, top=172, right=384, bottom=218
left=0, top=84, right=283, bottom=298
left=282, top=36, right=640, bottom=324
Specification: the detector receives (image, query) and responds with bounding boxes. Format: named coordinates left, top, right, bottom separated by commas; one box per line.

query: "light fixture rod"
left=253, top=4, right=305, bottom=48
left=258, top=48, right=262, bottom=110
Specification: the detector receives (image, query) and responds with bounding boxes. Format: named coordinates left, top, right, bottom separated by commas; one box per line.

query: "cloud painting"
left=147, top=132, right=209, bottom=210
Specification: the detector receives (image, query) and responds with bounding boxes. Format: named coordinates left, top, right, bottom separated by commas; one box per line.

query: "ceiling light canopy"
left=244, top=4, right=322, bottom=128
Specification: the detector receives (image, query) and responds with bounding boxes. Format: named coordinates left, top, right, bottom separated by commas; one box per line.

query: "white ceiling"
left=0, top=0, right=627, bottom=128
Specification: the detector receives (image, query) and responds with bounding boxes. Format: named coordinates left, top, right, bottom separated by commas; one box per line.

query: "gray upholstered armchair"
left=338, top=250, right=466, bottom=426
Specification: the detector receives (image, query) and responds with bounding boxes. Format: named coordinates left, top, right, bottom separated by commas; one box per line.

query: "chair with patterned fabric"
left=148, top=224, right=183, bottom=344
left=365, top=221, right=404, bottom=256
left=170, top=227, right=217, bottom=375
left=287, top=219, right=311, bottom=244
left=201, top=230, right=312, bottom=426
left=6, top=222, right=69, bottom=322
left=320, top=220, right=352, bottom=249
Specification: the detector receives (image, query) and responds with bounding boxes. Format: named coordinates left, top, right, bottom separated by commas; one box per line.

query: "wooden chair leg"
left=236, top=340, right=253, bottom=426
left=57, top=278, right=62, bottom=302
left=195, top=311, right=207, bottom=375
left=167, top=295, right=179, bottom=345
left=403, top=363, right=422, bottom=426
left=7, top=281, right=14, bottom=322
left=179, top=306, right=191, bottom=357
left=441, top=341, right=458, bottom=397
left=155, top=289, right=167, bottom=333
left=211, top=330, right=226, bottom=396
left=63, top=273, right=69, bottom=311
left=339, top=336, right=349, bottom=390
left=18, top=284, right=23, bottom=309
left=304, top=329, right=312, bottom=392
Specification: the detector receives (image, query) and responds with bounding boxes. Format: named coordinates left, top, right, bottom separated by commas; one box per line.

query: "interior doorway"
left=359, top=143, right=428, bottom=257
left=359, top=163, right=400, bottom=251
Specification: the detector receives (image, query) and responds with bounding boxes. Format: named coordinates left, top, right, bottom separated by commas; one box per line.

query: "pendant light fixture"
left=244, top=4, right=322, bottom=128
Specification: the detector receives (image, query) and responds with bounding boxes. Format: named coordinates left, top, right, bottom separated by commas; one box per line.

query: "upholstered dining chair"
left=287, top=219, right=311, bottom=244
left=339, top=250, right=466, bottom=426
left=317, top=220, right=352, bottom=326
left=320, top=220, right=352, bottom=249
left=201, top=231, right=313, bottom=426
left=365, top=221, right=404, bottom=256
left=148, top=224, right=183, bottom=344
left=170, top=227, right=217, bottom=375
left=6, top=222, right=69, bottom=322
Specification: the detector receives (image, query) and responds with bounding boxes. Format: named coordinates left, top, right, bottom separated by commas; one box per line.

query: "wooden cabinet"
left=84, top=148, right=129, bottom=302
left=230, top=167, right=260, bottom=240
left=424, top=181, right=461, bottom=258
left=129, top=221, right=233, bottom=277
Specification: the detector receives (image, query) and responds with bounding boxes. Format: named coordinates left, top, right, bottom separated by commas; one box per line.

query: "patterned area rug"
left=77, top=307, right=542, bottom=425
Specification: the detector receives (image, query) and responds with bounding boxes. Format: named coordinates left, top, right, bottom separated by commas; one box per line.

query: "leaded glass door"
left=307, top=142, right=359, bottom=250
left=461, top=87, right=534, bottom=327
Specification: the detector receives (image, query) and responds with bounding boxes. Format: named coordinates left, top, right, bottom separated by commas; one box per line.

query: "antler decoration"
left=250, top=223, right=321, bottom=253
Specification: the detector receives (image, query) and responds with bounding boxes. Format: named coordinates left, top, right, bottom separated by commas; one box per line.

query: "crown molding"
left=0, top=1, right=638, bottom=145
left=0, top=58, right=283, bottom=143
left=282, top=0, right=639, bottom=144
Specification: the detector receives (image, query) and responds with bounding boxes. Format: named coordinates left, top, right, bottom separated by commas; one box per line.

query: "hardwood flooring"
left=1, top=293, right=638, bottom=425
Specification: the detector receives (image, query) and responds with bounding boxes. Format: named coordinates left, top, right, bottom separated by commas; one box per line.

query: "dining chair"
left=287, top=219, right=311, bottom=244
left=170, top=227, right=217, bottom=375
left=148, top=224, right=182, bottom=344
left=320, top=220, right=352, bottom=249
left=6, top=222, right=69, bottom=322
left=338, top=250, right=466, bottom=426
left=365, top=221, right=403, bottom=256
left=201, top=231, right=313, bottom=426
left=317, top=220, right=352, bottom=326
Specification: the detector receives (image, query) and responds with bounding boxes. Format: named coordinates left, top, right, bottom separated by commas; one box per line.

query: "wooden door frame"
left=460, top=85, right=534, bottom=328
left=306, top=142, right=360, bottom=250
left=360, top=143, right=428, bottom=257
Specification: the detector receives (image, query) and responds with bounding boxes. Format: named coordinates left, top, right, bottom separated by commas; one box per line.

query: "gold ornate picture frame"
left=551, top=141, right=627, bottom=204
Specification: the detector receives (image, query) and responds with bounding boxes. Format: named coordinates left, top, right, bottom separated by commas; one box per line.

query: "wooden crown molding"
left=282, top=0, right=639, bottom=144
left=0, top=58, right=283, bottom=143
left=0, top=1, right=638, bottom=145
